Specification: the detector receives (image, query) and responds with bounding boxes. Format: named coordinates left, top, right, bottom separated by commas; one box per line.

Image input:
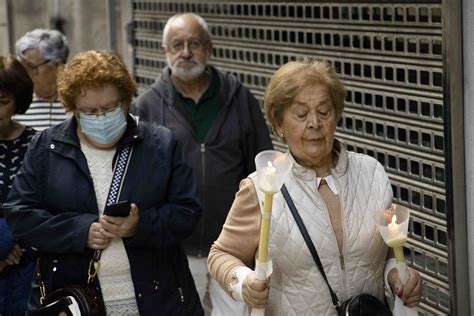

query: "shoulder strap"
left=281, top=185, right=341, bottom=309
left=106, top=144, right=133, bottom=206
left=39, top=144, right=134, bottom=303
left=91, top=143, right=133, bottom=274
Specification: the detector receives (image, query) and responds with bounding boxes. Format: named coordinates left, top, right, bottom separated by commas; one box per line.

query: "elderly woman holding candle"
left=208, top=60, right=422, bottom=314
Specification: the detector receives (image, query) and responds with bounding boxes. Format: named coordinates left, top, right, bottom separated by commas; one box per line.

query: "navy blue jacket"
left=4, top=116, right=203, bottom=315
left=0, top=219, right=36, bottom=316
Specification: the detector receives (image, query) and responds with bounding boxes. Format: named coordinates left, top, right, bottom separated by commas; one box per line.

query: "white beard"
left=167, top=56, right=206, bottom=82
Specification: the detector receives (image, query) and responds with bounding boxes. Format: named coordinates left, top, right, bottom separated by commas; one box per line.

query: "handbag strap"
left=105, top=144, right=133, bottom=206
left=39, top=144, right=134, bottom=303
left=90, top=144, right=133, bottom=276
left=281, top=184, right=341, bottom=310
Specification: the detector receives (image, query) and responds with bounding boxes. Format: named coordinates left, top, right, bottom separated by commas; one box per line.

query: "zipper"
left=338, top=247, right=348, bottom=300
left=296, top=175, right=350, bottom=300
left=197, top=143, right=206, bottom=257
left=339, top=254, right=345, bottom=270
left=326, top=174, right=348, bottom=300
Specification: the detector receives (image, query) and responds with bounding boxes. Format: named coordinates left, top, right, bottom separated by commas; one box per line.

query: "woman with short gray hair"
left=14, top=29, right=69, bottom=130
left=16, top=29, right=69, bottom=64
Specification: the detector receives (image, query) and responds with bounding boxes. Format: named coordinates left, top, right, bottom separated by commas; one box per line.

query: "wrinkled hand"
left=0, top=242, right=24, bottom=272
left=242, top=272, right=270, bottom=309
left=87, top=221, right=112, bottom=250
left=387, top=267, right=422, bottom=307
left=99, top=203, right=139, bottom=238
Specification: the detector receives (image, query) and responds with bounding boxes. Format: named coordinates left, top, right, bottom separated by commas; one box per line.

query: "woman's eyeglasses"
left=24, top=59, right=50, bottom=76
left=79, top=103, right=122, bottom=117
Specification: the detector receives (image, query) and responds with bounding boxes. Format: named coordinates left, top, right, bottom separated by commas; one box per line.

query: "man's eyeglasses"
left=169, top=39, right=209, bottom=54
left=24, top=59, right=50, bottom=76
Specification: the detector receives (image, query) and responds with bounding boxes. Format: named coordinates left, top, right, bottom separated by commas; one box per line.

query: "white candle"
left=386, top=215, right=407, bottom=247
left=258, top=161, right=278, bottom=193
left=257, top=162, right=277, bottom=265
left=385, top=214, right=407, bottom=265
left=388, top=215, right=399, bottom=235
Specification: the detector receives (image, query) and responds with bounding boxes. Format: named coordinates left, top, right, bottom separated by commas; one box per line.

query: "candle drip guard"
left=375, top=204, right=418, bottom=316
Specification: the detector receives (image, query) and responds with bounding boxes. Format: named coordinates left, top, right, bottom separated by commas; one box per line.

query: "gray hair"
left=162, top=13, right=210, bottom=46
left=15, top=29, right=69, bottom=64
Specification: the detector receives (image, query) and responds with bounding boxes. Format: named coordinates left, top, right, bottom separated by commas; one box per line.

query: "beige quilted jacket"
left=252, top=143, right=392, bottom=315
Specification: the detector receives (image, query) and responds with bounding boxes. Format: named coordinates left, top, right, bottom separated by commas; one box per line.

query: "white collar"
left=316, top=175, right=338, bottom=195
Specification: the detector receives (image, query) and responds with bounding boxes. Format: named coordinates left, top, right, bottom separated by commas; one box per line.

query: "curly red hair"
left=57, top=50, right=136, bottom=111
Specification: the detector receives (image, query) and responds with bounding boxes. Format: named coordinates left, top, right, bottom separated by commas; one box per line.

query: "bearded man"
left=131, top=13, right=273, bottom=316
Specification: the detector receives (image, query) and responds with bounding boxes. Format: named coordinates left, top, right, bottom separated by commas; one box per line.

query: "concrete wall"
left=0, top=0, right=133, bottom=72
left=1, top=0, right=107, bottom=58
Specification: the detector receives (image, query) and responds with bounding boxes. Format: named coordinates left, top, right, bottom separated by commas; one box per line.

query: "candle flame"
left=388, top=215, right=397, bottom=227
left=267, top=161, right=276, bottom=173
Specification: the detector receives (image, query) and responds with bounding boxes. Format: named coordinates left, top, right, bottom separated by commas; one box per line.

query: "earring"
left=279, top=132, right=285, bottom=138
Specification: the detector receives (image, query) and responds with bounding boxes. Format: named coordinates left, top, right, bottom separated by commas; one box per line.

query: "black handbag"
left=339, top=294, right=391, bottom=316
left=30, top=144, right=134, bottom=316
left=31, top=284, right=106, bottom=316
left=281, top=185, right=392, bottom=316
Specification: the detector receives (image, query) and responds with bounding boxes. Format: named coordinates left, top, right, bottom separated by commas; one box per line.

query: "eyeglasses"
left=79, top=103, right=122, bottom=117
left=24, top=59, right=50, bottom=76
left=168, top=39, right=209, bottom=54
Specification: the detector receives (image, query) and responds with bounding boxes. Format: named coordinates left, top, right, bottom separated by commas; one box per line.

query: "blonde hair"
left=264, top=59, right=346, bottom=133
left=57, top=50, right=137, bottom=111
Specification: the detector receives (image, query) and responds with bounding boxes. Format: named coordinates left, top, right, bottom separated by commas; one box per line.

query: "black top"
left=174, top=67, right=221, bottom=142
left=0, top=126, right=36, bottom=205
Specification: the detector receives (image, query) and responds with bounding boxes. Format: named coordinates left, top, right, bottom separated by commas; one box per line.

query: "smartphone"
left=103, top=200, right=131, bottom=217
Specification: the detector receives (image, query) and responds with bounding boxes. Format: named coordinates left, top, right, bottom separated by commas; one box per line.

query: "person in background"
left=131, top=13, right=273, bottom=315
left=208, top=60, right=422, bottom=314
left=15, top=28, right=69, bottom=131
left=0, top=54, right=37, bottom=316
left=4, top=50, right=203, bottom=315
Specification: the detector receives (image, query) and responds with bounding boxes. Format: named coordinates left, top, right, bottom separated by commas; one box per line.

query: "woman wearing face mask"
left=4, top=50, right=203, bottom=315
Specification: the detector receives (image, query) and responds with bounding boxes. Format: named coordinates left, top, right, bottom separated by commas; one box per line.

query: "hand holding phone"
left=103, top=200, right=131, bottom=217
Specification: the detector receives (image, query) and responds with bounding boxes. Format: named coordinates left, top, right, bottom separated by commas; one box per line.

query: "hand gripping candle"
left=375, top=204, right=418, bottom=316
left=252, top=150, right=291, bottom=316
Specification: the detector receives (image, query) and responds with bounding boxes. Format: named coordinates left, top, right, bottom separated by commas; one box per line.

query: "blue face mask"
left=79, top=107, right=127, bottom=145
